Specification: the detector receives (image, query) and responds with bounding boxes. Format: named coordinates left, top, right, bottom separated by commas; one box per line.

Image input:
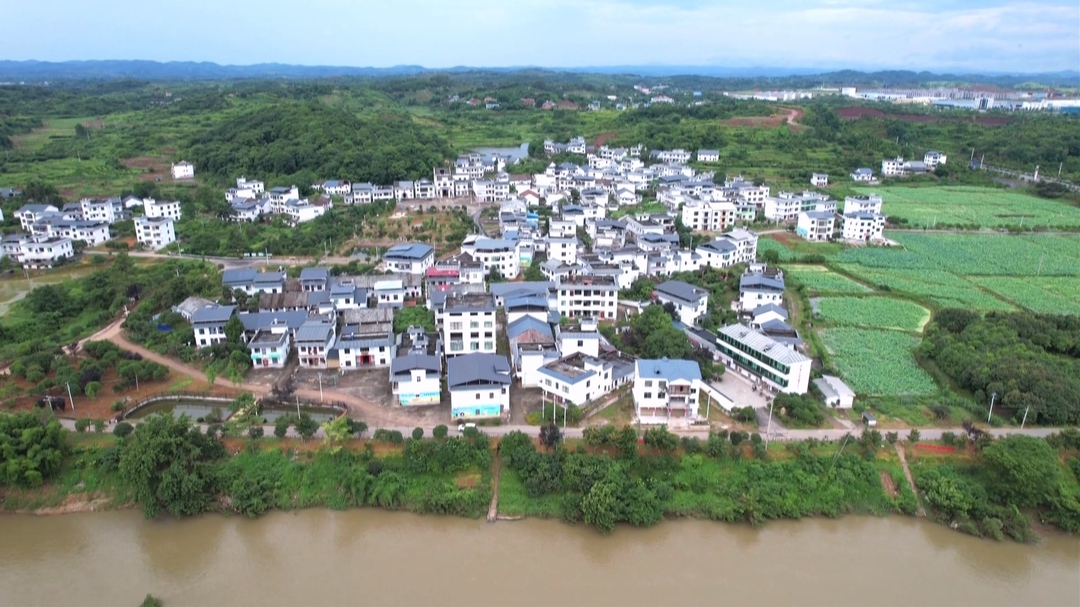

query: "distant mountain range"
left=0, top=60, right=1076, bottom=85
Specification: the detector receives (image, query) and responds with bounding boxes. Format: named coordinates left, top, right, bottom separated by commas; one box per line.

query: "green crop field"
left=832, top=266, right=1015, bottom=311
left=820, top=328, right=938, bottom=396
left=836, top=233, right=1080, bottom=276
left=853, top=185, right=1080, bottom=230
left=784, top=266, right=871, bottom=293
left=816, top=297, right=931, bottom=332
left=757, top=237, right=796, bottom=261
left=969, top=276, right=1080, bottom=316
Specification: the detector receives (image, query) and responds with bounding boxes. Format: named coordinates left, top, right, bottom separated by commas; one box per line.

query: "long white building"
left=715, top=324, right=811, bottom=394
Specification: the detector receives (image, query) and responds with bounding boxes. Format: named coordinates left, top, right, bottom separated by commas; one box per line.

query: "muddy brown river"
left=0, top=510, right=1076, bottom=606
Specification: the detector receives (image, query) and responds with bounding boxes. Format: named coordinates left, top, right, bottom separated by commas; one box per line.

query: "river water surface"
left=0, top=510, right=1076, bottom=606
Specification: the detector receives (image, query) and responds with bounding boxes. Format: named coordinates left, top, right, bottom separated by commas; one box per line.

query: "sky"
left=2, top=0, right=1078, bottom=73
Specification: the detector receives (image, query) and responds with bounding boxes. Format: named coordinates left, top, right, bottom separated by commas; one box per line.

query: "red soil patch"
left=915, top=443, right=957, bottom=454
left=770, top=232, right=798, bottom=246
left=880, top=470, right=899, bottom=498
left=594, top=132, right=618, bottom=147
left=726, top=115, right=786, bottom=128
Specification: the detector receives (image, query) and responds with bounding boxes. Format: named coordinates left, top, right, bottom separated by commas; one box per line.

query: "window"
left=644, top=392, right=652, bottom=399
left=644, top=380, right=652, bottom=387
left=449, top=322, right=462, bottom=330
left=470, top=321, right=479, bottom=329
left=484, top=341, right=493, bottom=350
left=489, top=392, right=494, bottom=399
left=484, top=321, right=493, bottom=328
left=577, top=340, right=583, bottom=347
left=475, top=393, right=481, bottom=400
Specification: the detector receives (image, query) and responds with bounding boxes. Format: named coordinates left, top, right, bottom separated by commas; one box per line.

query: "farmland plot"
left=853, top=186, right=1080, bottom=230
left=970, top=277, right=1080, bottom=316
left=784, top=266, right=871, bottom=294
left=832, top=265, right=1014, bottom=311
left=817, top=297, right=931, bottom=332
left=820, top=328, right=938, bottom=396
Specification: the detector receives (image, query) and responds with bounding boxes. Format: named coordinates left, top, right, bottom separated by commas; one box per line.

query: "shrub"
left=907, top=429, right=921, bottom=443
left=681, top=436, right=702, bottom=454
left=941, top=431, right=957, bottom=446
left=412, top=427, right=424, bottom=441
left=433, top=424, right=448, bottom=440
left=248, top=425, right=264, bottom=439
left=110, top=401, right=126, bottom=412
left=113, top=422, right=134, bottom=438
left=886, top=432, right=899, bottom=445
left=74, top=418, right=91, bottom=433
left=274, top=415, right=291, bottom=438
left=93, top=419, right=106, bottom=433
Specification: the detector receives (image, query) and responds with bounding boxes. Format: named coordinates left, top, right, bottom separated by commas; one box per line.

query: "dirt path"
left=487, top=453, right=502, bottom=523
left=98, top=322, right=393, bottom=423
left=895, top=443, right=926, bottom=517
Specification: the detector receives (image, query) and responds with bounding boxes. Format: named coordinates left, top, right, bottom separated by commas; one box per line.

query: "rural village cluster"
left=1, top=140, right=952, bottom=425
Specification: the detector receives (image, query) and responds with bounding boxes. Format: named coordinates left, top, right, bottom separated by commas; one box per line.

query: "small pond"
left=125, top=400, right=232, bottom=421
left=260, top=406, right=342, bottom=424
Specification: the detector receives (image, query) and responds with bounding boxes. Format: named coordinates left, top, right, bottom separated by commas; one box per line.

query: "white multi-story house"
left=30, top=218, right=111, bottom=246
left=448, top=353, right=512, bottom=420
left=345, top=183, right=374, bottom=204
left=318, top=180, right=351, bottom=196
left=337, top=308, right=394, bottom=370
left=230, top=198, right=270, bottom=222
left=633, top=358, right=702, bottom=424
left=763, top=192, right=835, bottom=222
left=134, top=216, right=176, bottom=249
left=650, top=149, right=692, bottom=164
left=723, top=228, right=759, bottom=264
left=697, top=149, right=720, bottom=162
left=811, top=173, right=829, bottom=187
left=171, top=161, right=195, bottom=180
left=681, top=198, right=737, bottom=232
left=295, top=320, right=336, bottom=369
left=739, top=273, right=785, bottom=310
left=11, top=236, right=75, bottom=269
left=15, top=205, right=59, bottom=231
left=923, top=151, right=947, bottom=169
left=390, top=327, right=442, bottom=406
left=248, top=324, right=290, bottom=369
left=473, top=180, right=512, bottom=202
left=383, top=242, right=435, bottom=275
left=268, top=186, right=301, bottom=211
left=881, top=157, right=906, bottom=177
left=191, top=305, right=236, bottom=349
left=850, top=168, right=874, bottom=182
left=715, top=324, right=811, bottom=394
left=79, top=198, right=117, bottom=224
left=556, top=274, right=617, bottom=320
left=558, top=318, right=600, bottom=358
left=654, top=280, right=709, bottom=326
left=695, top=238, right=738, bottom=269
left=841, top=212, right=886, bottom=242
left=236, top=176, right=265, bottom=196
left=796, top=211, right=835, bottom=242
left=546, top=237, right=580, bottom=265
left=461, top=237, right=521, bottom=279
left=143, top=198, right=183, bottom=220
left=537, top=353, right=615, bottom=408
left=442, top=293, right=498, bottom=356
left=844, top=195, right=884, bottom=214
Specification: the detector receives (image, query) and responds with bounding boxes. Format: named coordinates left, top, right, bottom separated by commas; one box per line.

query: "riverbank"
left=4, top=419, right=1078, bottom=544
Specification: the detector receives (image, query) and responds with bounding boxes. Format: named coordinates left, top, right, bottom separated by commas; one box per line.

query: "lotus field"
left=785, top=266, right=871, bottom=294
left=820, top=328, right=938, bottom=396
left=836, top=233, right=1080, bottom=276
left=852, top=186, right=1080, bottom=230
left=970, top=277, right=1080, bottom=316
left=832, top=266, right=1016, bottom=311
left=816, top=297, right=931, bottom=332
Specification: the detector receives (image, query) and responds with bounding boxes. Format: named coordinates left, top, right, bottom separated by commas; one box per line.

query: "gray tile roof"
left=752, top=303, right=788, bottom=319
left=718, top=324, right=809, bottom=365
left=191, top=305, right=236, bottom=325
left=447, top=354, right=511, bottom=389
left=295, top=322, right=335, bottom=344
left=655, top=280, right=708, bottom=304
left=740, top=274, right=785, bottom=292
left=390, top=354, right=441, bottom=375
left=299, top=267, right=330, bottom=282
left=385, top=242, right=435, bottom=260
left=507, top=316, right=554, bottom=342
left=635, top=358, right=701, bottom=383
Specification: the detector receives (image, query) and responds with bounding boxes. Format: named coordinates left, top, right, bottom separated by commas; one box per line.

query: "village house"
left=248, top=321, right=292, bottom=369
left=763, top=191, right=835, bottom=222
left=447, top=353, right=512, bottom=420
left=442, top=292, right=498, bottom=356
left=295, top=320, right=336, bottom=369
left=507, top=316, right=558, bottom=387
left=850, top=168, right=875, bottom=182
left=556, top=274, right=618, bottom=320
left=738, top=272, right=785, bottom=310
left=810, top=173, right=829, bottom=187
left=144, top=198, right=183, bottom=220
left=654, top=280, right=710, bottom=326
left=299, top=267, right=330, bottom=292
left=461, top=236, right=521, bottom=279
left=815, top=375, right=856, bottom=408
left=191, top=304, right=236, bottom=349
left=796, top=211, right=835, bottom=241
left=537, top=352, right=615, bottom=408
left=337, top=308, right=395, bottom=370
left=268, top=186, right=301, bottom=211
left=841, top=212, right=887, bottom=242
left=680, top=198, right=737, bottom=232
left=390, top=326, right=443, bottom=406
left=79, top=197, right=119, bottom=224
left=15, top=205, right=59, bottom=231
left=923, top=151, right=947, bottom=169
left=134, top=216, right=176, bottom=249
left=715, top=324, right=811, bottom=394
left=4, top=236, right=75, bottom=269
left=222, top=269, right=286, bottom=296
left=697, top=149, right=720, bottom=162
left=171, top=161, right=195, bottom=180
left=382, top=242, right=435, bottom=275
left=844, top=194, right=884, bottom=214
left=633, top=358, right=702, bottom=424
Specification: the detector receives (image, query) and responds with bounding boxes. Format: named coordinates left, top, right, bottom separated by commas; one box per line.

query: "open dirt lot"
left=293, top=368, right=450, bottom=426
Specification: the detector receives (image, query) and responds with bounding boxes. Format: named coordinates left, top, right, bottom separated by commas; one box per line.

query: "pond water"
left=260, top=405, right=341, bottom=424
left=124, top=400, right=231, bottom=421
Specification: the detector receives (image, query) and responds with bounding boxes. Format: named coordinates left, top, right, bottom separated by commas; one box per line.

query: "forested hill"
left=187, top=102, right=455, bottom=185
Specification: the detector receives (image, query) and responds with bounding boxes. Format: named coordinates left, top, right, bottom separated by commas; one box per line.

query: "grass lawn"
left=498, top=468, right=562, bottom=518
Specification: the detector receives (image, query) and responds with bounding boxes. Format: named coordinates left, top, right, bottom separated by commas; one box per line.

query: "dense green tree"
left=981, top=436, right=1066, bottom=508
left=0, top=412, right=67, bottom=488
left=118, top=414, right=225, bottom=518
left=393, top=307, right=436, bottom=334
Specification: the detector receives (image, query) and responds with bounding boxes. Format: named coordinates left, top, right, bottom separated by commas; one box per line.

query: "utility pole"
left=135, top=373, right=139, bottom=393
left=987, top=391, right=997, bottom=424
left=318, top=373, right=324, bottom=403
left=1058, top=162, right=1064, bottom=180
left=969, top=148, right=975, bottom=163
left=1021, top=406, right=1030, bottom=429
left=66, top=383, right=76, bottom=412
left=764, top=397, right=775, bottom=450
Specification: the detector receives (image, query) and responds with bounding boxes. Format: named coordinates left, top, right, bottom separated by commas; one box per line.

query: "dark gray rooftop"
left=447, top=354, right=511, bottom=389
